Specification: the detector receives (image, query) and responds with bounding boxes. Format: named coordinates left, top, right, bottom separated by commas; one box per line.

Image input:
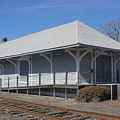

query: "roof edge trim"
left=0, top=43, right=79, bottom=60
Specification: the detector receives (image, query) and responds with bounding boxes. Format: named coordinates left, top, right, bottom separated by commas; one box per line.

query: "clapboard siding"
left=3, top=61, right=16, bottom=87
left=32, top=54, right=51, bottom=73
left=53, top=51, right=76, bottom=72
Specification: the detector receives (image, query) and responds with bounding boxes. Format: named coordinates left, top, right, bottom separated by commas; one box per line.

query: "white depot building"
left=0, top=20, right=120, bottom=99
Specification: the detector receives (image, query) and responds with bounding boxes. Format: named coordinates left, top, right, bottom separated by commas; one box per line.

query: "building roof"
left=0, top=20, right=120, bottom=59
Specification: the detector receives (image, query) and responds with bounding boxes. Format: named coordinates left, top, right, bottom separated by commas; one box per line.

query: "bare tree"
left=100, top=19, right=120, bottom=41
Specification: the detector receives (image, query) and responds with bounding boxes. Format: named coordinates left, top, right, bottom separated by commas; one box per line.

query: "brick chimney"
left=2, top=37, right=7, bottom=43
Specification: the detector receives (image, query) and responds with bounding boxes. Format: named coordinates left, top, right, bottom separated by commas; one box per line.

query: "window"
left=20, top=61, right=29, bottom=76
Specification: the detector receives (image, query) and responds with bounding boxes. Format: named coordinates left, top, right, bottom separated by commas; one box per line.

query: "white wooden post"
left=30, top=59, right=32, bottom=86
left=91, top=51, right=105, bottom=84
left=0, top=63, right=4, bottom=88
left=18, top=60, right=20, bottom=81
left=111, top=85, right=113, bottom=100
left=0, top=63, right=4, bottom=81
left=76, top=50, right=80, bottom=83
left=24, top=57, right=32, bottom=86
left=66, top=48, right=92, bottom=84
left=51, top=53, right=53, bottom=83
left=94, top=57, right=97, bottom=84
left=40, top=52, right=53, bottom=84
left=7, top=59, right=17, bottom=87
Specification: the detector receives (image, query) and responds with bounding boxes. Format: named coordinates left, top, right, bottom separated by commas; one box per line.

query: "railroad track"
left=0, top=97, right=119, bottom=120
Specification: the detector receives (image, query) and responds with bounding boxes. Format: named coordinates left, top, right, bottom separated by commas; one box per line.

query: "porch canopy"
left=0, top=20, right=120, bottom=59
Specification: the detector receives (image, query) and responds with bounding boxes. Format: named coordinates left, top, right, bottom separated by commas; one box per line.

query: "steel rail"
left=0, top=104, right=63, bottom=120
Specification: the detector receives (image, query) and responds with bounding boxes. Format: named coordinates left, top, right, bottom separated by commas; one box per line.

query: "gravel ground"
left=0, top=92, right=120, bottom=118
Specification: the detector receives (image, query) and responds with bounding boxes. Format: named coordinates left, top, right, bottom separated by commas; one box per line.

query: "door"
left=96, top=55, right=111, bottom=83
left=20, top=61, right=29, bottom=86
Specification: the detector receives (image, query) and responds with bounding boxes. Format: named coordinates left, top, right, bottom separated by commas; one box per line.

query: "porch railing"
left=1, top=71, right=78, bottom=88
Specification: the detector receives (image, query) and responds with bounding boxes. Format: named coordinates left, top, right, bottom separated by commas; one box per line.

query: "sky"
left=0, top=0, right=120, bottom=43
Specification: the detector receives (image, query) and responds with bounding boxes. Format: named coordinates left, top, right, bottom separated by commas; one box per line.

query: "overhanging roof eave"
left=1, top=42, right=120, bottom=60
left=78, top=43, right=120, bottom=53
left=0, top=43, right=80, bottom=60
